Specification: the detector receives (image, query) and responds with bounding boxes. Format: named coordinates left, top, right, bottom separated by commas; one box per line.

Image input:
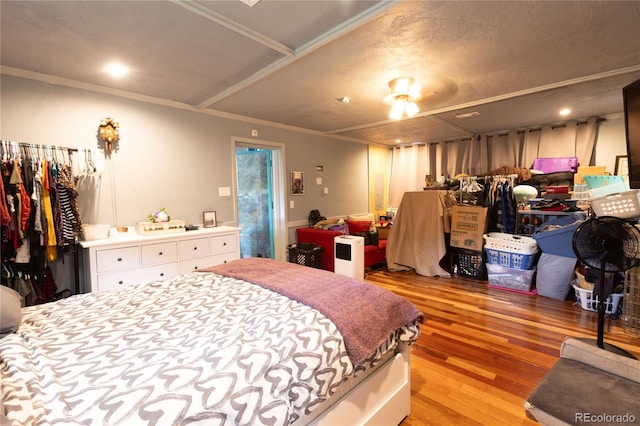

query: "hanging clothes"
left=40, top=159, right=58, bottom=261
left=9, top=160, right=30, bottom=237
left=484, top=176, right=517, bottom=234
left=57, top=164, right=82, bottom=242
left=1, top=141, right=82, bottom=304
left=0, top=163, right=11, bottom=226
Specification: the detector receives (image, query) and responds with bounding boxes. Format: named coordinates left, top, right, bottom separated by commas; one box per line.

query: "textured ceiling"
left=2, top=0, right=640, bottom=146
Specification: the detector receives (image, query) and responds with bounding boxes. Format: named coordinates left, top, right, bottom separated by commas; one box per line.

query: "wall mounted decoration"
left=291, top=171, right=304, bottom=195
left=98, top=117, right=120, bottom=154
left=615, top=155, right=629, bottom=177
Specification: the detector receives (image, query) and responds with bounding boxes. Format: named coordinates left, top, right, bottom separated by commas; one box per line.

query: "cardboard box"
left=450, top=205, right=488, bottom=250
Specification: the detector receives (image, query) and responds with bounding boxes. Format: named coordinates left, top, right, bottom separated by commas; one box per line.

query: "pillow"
left=347, top=213, right=376, bottom=232
left=1, top=286, right=22, bottom=338
left=346, top=220, right=372, bottom=234
left=313, top=218, right=340, bottom=229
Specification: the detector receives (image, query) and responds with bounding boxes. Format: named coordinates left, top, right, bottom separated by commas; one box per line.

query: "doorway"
left=233, top=139, right=287, bottom=261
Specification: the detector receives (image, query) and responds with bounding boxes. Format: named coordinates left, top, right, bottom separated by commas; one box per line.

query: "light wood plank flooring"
left=364, top=268, right=640, bottom=426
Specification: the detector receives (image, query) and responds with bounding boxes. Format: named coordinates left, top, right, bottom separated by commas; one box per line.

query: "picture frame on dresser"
left=203, top=211, right=217, bottom=228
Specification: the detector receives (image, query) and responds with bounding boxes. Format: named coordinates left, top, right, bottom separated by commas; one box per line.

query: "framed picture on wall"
left=291, top=171, right=305, bottom=195
left=203, top=211, right=217, bottom=228
left=615, top=155, right=629, bottom=177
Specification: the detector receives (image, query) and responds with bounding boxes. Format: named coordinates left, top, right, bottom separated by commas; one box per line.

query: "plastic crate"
left=590, top=189, right=640, bottom=218
left=487, top=263, right=535, bottom=292
left=588, top=181, right=629, bottom=198
left=532, top=157, right=578, bottom=174
left=583, top=174, right=625, bottom=189
left=453, top=248, right=486, bottom=280
left=532, top=214, right=584, bottom=257
left=573, top=285, right=623, bottom=314
left=483, top=233, right=538, bottom=254
left=287, top=243, right=323, bottom=268
left=485, top=248, right=537, bottom=270
left=623, top=267, right=640, bottom=336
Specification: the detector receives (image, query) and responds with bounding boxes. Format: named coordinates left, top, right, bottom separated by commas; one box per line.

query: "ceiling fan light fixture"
left=405, top=101, right=419, bottom=117
left=389, top=99, right=406, bottom=119
left=385, top=77, right=422, bottom=119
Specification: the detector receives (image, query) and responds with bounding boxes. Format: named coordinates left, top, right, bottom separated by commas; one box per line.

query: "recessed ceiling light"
left=104, top=62, right=129, bottom=78
left=559, top=108, right=571, bottom=116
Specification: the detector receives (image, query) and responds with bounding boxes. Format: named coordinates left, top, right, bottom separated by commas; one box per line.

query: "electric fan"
left=572, top=216, right=640, bottom=356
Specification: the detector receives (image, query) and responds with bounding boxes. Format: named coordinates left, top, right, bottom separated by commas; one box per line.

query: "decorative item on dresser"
left=80, top=226, right=240, bottom=293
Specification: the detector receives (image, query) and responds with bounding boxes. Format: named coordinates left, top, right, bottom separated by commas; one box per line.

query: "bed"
left=0, top=257, right=423, bottom=425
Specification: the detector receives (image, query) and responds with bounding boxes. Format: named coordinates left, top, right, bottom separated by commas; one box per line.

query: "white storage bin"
left=590, top=189, right=640, bottom=218
left=82, top=224, right=110, bottom=241
left=483, top=233, right=538, bottom=254
left=486, top=263, right=535, bottom=292
left=573, top=285, right=623, bottom=314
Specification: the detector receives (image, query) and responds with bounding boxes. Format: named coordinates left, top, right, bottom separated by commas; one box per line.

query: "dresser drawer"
left=96, top=247, right=140, bottom=273
left=96, top=263, right=178, bottom=292
left=141, top=241, right=178, bottom=265
left=179, top=256, right=218, bottom=274
left=179, top=237, right=211, bottom=259
left=179, top=252, right=239, bottom=275
left=210, top=234, right=237, bottom=255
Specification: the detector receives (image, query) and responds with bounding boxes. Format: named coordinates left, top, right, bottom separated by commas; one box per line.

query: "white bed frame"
left=309, top=342, right=411, bottom=426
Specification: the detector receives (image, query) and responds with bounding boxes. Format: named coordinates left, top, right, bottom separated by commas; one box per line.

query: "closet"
left=1, top=141, right=83, bottom=306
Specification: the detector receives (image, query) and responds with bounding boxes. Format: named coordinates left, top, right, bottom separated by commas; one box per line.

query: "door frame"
left=232, top=137, right=288, bottom=262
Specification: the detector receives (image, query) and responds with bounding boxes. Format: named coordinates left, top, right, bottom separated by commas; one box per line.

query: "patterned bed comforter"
left=1, top=263, right=421, bottom=425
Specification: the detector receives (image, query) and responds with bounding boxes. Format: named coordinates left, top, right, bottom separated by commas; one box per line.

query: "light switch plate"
left=218, top=187, right=231, bottom=197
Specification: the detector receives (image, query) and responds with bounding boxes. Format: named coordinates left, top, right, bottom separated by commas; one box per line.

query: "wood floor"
left=364, top=267, right=640, bottom=426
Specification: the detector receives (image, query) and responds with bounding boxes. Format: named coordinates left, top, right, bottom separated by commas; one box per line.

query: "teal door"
left=235, top=147, right=274, bottom=258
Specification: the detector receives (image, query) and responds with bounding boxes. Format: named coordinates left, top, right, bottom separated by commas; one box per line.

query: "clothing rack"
left=458, top=174, right=517, bottom=203
left=1, top=139, right=82, bottom=296
left=1, top=140, right=78, bottom=160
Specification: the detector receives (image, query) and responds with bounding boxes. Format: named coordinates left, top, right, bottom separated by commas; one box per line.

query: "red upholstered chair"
left=295, top=224, right=386, bottom=272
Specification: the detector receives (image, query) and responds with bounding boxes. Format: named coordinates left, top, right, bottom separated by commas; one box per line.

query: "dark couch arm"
left=296, top=227, right=342, bottom=271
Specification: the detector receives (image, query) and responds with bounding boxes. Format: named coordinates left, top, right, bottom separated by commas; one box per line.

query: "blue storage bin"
left=485, top=248, right=537, bottom=270
left=532, top=214, right=584, bottom=257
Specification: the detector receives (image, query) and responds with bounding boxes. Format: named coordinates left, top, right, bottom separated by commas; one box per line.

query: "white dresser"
left=80, top=226, right=240, bottom=293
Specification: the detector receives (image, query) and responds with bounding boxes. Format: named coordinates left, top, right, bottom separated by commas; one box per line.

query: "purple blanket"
left=200, top=257, right=423, bottom=365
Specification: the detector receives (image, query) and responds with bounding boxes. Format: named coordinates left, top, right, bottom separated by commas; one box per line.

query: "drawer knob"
left=159, top=251, right=163, bottom=256
left=118, top=280, right=124, bottom=285
left=223, top=242, right=227, bottom=246
left=117, top=257, right=122, bottom=262
left=193, top=247, right=198, bottom=251
left=194, top=266, right=199, bottom=270
left=160, top=273, right=164, bottom=277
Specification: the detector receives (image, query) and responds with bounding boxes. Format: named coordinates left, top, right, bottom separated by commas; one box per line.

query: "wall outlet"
left=290, top=200, right=295, bottom=208
left=218, top=187, right=231, bottom=197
